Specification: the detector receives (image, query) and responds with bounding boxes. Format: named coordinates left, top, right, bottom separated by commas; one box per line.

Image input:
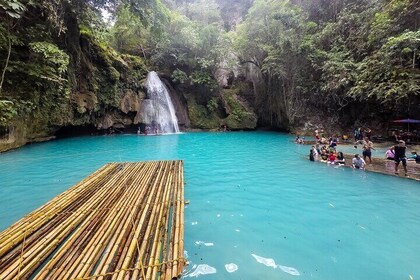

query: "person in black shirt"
left=394, top=140, right=408, bottom=176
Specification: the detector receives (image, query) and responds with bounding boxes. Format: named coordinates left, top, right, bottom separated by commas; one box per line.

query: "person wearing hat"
left=393, top=140, right=408, bottom=176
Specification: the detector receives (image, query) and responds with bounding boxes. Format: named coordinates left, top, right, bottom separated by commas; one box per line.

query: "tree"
left=233, top=0, right=312, bottom=127
left=0, top=0, right=25, bottom=94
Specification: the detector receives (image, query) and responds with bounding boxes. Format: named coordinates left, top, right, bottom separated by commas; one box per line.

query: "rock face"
left=181, top=80, right=257, bottom=131
left=72, top=91, right=98, bottom=114
left=221, top=87, right=257, bottom=130
left=0, top=30, right=149, bottom=152
left=215, top=69, right=235, bottom=88
left=0, top=121, right=56, bottom=152
left=120, top=90, right=142, bottom=115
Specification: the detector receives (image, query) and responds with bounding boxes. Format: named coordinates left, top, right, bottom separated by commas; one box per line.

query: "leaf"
left=9, top=2, right=21, bottom=10
left=6, top=11, right=21, bottom=18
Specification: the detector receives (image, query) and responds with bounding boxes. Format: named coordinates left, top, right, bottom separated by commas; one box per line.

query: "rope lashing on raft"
left=70, top=257, right=187, bottom=280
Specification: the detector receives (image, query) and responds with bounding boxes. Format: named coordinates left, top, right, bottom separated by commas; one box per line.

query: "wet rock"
left=119, top=90, right=143, bottom=114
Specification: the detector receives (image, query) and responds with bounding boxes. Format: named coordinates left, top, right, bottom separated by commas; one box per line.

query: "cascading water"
left=140, top=71, right=180, bottom=134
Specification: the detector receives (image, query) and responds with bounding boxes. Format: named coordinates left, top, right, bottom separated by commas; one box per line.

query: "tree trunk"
left=0, top=26, right=12, bottom=95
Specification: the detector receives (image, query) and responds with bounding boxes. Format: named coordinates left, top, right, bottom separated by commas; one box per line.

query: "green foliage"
left=0, top=100, right=16, bottom=124
left=108, top=4, right=147, bottom=54
left=222, top=88, right=257, bottom=129
left=321, top=47, right=356, bottom=95
left=350, top=30, right=420, bottom=102
left=206, top=97, right=218, bottom=111
left=190, top=71, right=218, bottom=90
left=232, top=0, right=420, bottom=126
left=29, top=42, right=69, bottom=75
left=171, top=69, right=188, bottom=83
left=186, top=95, right=221, bottom=129
left=0, top=0, right=26, bottom=18
left=145, top=0, right=227, bottom=97
left=2, top=0, right=419, bottom=131
left=234, top=0, right=310, bottom=126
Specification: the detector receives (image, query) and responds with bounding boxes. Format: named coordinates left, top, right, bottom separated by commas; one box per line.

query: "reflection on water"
left=225, top=263, right=238, bottom=273
left=185, top=264, right=217, bottom=277
left=251, top=254, right=300, bottom=276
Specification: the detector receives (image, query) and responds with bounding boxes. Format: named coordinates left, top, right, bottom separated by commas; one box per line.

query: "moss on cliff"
left=221, top=88, right=257, bottom=130
left=63, top=30, right=149, bottom=131
left=0, top=22, right=149, bottom=151
left=186, top=95, right=221, bottom=129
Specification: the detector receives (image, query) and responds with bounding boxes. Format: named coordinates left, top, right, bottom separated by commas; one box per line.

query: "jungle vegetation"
left=0, top=0, right=419, bottom=129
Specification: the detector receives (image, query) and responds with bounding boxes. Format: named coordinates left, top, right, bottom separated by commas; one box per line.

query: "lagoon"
left=0, top=132, right=419, bottom=279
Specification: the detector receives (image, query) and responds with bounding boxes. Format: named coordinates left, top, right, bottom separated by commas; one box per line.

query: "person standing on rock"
left=361, top=137, right=375, bottom=165
left=394, top=140, right=408, bottom=176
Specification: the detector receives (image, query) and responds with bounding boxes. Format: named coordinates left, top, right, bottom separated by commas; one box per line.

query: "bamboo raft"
left=0, top=161, right=186, bottom=280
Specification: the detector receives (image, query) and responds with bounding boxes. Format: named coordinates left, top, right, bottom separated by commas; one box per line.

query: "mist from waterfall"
left=140, top=71, right=180, bottom=134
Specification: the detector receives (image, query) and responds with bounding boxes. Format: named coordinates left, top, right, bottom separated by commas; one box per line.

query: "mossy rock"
left=221, top=89, right=257, bottom=130
left=225, top=111, right=257, bottom=130
left=121, top=54, right=148, bottom=73
left=74, top=32, right=148, bottom=123
left=187, top=96, right=221, bottom=129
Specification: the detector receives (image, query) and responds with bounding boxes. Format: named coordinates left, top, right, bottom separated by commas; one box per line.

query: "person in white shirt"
left=352, top=154, right=366, bottom=170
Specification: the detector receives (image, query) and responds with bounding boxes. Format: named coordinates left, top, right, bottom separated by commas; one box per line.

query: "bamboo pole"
left=149, top=164, right=174, bottom=280
left=40, top=163, right=133, bottom=279
left=2, top=179, right=120, bottom=280
left=0, top=164, right=118, bottom=255
left=157, top=190, right=172, bottom=280
left=145, top=166, right=173, bottom=279
left=178, top=161, right=185, bottom=276
left=0, top=164, right=114, bottom=242
left=163, top=163, right=179, bottom=280
left=113, top=161, right=165, bottom=279
left=128, top=161, right=170, bottom=280
left=52, top=163, right=137, bottom=279
left=94, top=162, right=157, bottom=279
left=0, top=163, right=118, bottom=267
left=71, top=162, right=147, bottom=278
left=2, top=164, right=125, bottom=279
left=0, top=161, right=185, bottom=280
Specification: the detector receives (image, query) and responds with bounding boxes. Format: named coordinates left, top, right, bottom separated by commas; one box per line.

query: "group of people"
left=306, top=127, right=419, bottom=177
left=309, top=140, right=372, bottom=170
left=220, top=125, right=229, bottom=132
left=309, top=130, right=345, bottom=165
left=137, top=125, right=159, bottom=135
left=295, top=135, right=305, bottom=144
left=354, top=127, right=372, bottom=142
left=385, top=140, right=420, bottom=176
left=313, top=129, right=341, bottom=146
left=310, top=145, right=346, bottom=165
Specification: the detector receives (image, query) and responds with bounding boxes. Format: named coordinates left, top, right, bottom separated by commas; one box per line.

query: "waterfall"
left=140, top=71, right=180, bottom=134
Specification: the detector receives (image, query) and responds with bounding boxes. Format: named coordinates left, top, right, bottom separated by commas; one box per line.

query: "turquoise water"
left=1, top=132, right=419, bottom=279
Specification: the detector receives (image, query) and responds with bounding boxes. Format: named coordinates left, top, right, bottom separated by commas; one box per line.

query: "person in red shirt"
left=328, top=152, right=337, bottom=164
